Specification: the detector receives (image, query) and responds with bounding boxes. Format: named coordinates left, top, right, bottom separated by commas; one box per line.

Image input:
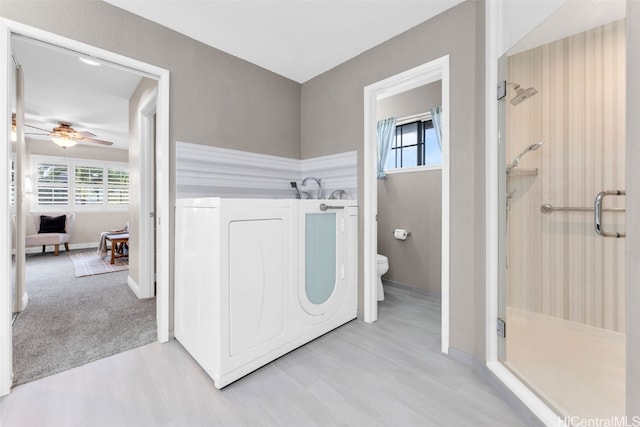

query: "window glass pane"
left=37, top=163, right=68, bottom=205
left=75, top=188, right=104, bottom=205
left=385, top=150, right=396, bottom=170
left=424, top=127, right=442, bottom=166
left=108, top=169, right=129, bottom=204
left=401, top=146, right=418, bottom=167
left=38, top=163, right=67, bottom=184
left=75, top=166, right=103, bottom=185
left=108, top=169, right=129, bottom=186
left=38, top=187, right=68, bottom=205
left=401, top=122, right=418, bottom=147
left=392, top=128, right=400, bottom=148
left=108, top=188, right=129, bottom=204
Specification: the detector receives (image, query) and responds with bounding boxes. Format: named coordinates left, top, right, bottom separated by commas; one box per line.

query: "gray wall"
left=128, top=77, right=157, bottom=287
left=627, top=0, right=640, bottom=418
left=377, top=171, right=441, bottom=294
left=301, top=1, right=486, bottom=357
left=376, top=83, right=442, bottom=294
left=376, top=82, right=442, bottom=121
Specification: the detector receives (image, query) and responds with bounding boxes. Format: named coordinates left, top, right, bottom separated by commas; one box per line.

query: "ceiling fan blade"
left=25, top=131, right=48, bottom=135
left=81, top=137, right=114, bottom=146
left=76, top=131, right=97, bottom=138
left=24, top=123, right=53, bottom=133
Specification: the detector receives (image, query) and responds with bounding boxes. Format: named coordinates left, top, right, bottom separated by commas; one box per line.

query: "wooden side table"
left=105, top=233, right=129, bottom=264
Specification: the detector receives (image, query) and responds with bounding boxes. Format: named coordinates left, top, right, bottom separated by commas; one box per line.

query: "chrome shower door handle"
left=594, top=190, right=626, bottom=238
left=319, top=203, right=345, bottom=211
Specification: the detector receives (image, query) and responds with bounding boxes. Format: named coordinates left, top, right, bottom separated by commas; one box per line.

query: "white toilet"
left=376, top=254, right=389, bottom=301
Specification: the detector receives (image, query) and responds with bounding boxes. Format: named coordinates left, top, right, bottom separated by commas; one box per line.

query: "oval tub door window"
left=305, top=213, right=337, bottom=304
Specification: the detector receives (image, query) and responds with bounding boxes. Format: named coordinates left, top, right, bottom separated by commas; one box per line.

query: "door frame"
left=134, top=90, right=157, bottom=299
left=363, top=55, right=450, bottom=354
left=0, top=18, right=171, bottom=396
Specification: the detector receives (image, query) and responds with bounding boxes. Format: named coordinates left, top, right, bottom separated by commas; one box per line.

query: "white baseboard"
left=20, top=291, right=28, bottom=311
left=127, top=275, right=140, bottom=298
left=382, top=279, right=442, bottom=300
left=22, top=242, right=97, bottom=255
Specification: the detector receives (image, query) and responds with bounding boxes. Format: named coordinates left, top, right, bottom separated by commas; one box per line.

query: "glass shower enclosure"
left=497, top=3, right=627, bottom=420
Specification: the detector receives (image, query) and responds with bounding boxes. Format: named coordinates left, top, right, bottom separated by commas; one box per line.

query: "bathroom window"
left=385, top=119, right=441, bottom=170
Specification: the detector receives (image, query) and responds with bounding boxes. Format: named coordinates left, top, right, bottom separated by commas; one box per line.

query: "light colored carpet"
left=69, top=251, right=128, bottom=277
left=12, top=250, right=156, bottom=386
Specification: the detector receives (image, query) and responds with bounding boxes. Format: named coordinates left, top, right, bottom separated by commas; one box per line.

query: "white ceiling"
left=104, top=0, right=466, bottom=83
left=508, top=0, right=626, bottom=55
left=12, top=36, right=143, bottom=150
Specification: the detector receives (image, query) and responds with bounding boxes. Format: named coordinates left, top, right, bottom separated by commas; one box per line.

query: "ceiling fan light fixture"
left=51, top=135, right=78, bottom=148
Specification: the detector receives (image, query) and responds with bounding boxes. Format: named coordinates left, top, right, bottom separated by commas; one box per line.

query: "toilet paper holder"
left=392, top=229, right=411, bottom=240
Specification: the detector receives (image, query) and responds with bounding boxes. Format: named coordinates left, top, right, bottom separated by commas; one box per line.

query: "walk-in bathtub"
left=174, top=198, right=358, bottom=388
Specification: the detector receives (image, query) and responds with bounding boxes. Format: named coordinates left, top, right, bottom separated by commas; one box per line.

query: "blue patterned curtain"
left=376, top=117, right=397, bottom=179
left=430, top=106, right=442, bottom=150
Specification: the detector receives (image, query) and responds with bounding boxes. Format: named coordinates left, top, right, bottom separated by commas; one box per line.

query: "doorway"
left=363, top=55, right=450, bottom=353
left=0, top=20, right=170, bottom=396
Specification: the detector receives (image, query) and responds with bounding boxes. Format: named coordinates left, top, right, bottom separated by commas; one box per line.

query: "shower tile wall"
left=507, top=20, right=626, bottom=333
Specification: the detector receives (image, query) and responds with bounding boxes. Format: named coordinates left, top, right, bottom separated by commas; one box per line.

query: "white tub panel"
left=229, top=219, right=284, bottom=356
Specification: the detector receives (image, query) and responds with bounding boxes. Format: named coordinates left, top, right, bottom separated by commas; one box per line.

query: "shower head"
left=507, top=140, right=545, bottom=174
left=509, top=84, right=538, bottom=106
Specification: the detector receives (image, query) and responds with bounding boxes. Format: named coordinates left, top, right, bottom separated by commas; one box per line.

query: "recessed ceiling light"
left=78, top=57, right=101, bottom=67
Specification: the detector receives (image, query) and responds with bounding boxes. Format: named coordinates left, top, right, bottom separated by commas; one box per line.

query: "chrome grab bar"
left=319, top=203, right=344, bottom=211
left=595, top=190, right=626, bottom=238
left=540, top=204, right=625, bottom=214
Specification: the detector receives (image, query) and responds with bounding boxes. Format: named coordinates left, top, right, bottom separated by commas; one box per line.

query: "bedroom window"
left=33, top=155, right=128, bottom=211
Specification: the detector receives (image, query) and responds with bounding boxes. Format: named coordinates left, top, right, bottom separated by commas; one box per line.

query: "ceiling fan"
left=12, top=113, right=114, bottom=148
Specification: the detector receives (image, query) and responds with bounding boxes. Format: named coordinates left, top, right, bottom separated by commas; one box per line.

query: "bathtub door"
left=497, top=10, right=626, bottom=420
left=297, top=201, right=348, bottom=319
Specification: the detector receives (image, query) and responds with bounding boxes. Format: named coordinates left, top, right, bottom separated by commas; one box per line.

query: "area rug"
left=69, top=251, right=128, bottom=277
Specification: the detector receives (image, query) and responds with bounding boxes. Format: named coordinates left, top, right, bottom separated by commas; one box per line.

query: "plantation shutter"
left=75, top=165, right=104, bottom=205
left=37, top=162, right=69, bottom=205
left=108, top=168, right=129, bottom=204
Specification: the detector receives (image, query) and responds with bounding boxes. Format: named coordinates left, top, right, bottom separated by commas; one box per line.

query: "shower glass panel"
left=498, top=3, right=626, bottom=420
left=305, top=213, right=337, bottom=304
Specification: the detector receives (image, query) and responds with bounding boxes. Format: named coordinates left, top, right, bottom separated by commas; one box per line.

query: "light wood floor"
left=0, top=286, right=525, bottom=426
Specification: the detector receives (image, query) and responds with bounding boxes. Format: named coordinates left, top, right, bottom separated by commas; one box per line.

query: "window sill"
left=384, top=165, right=442, bottom=175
